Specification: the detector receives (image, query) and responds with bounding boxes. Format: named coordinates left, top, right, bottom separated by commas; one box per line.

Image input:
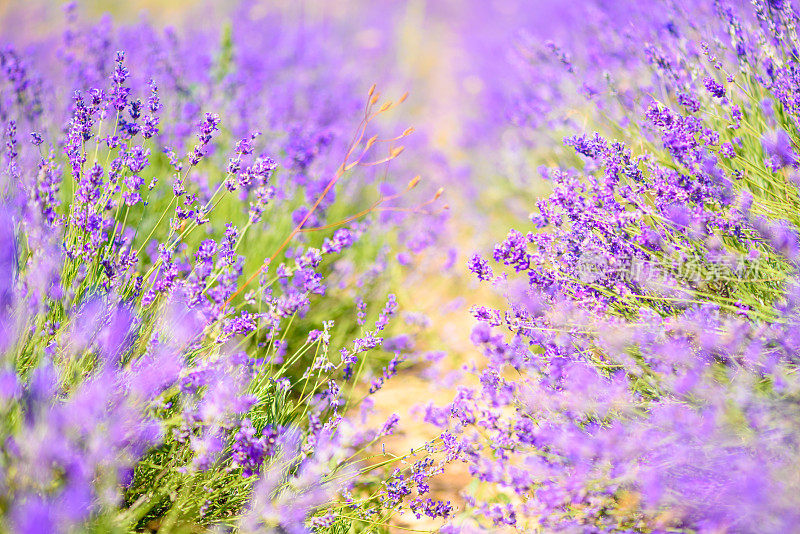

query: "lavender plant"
left=434, top=1, right=800, bottom=532
left=0, top=4, right=454, bottom=533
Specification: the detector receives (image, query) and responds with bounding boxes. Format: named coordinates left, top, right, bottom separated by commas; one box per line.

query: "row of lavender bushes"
left=0, top=2, right=453, bottom=533
left=438, top=0, right=800, bottom=532
left=5, top=0, right=800, bottom=533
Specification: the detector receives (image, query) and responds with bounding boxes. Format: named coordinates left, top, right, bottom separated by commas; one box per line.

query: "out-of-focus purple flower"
left=762, top=128, right=798, bottom=171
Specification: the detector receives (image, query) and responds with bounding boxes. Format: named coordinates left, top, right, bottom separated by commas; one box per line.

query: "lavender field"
left=2, top=0, right=800, bottom=532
